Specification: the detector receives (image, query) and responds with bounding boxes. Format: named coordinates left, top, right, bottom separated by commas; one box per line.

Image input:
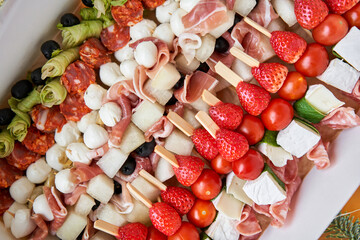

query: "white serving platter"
left=0, top=1, right=359, bottom=240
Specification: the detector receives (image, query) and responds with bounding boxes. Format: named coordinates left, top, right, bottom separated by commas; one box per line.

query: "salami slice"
left=6, top=142, right=41, bottom=170
left=79, top=38, right=111, bottom=69
left=100, top=23, right=130, bottom=52
left=30, top=105, right=67, bottom=133
left=60, top=92, right=92, bottom=122
left=22, top=125, right=55, bottom=155
left=0, top=188, right=14, bottom=216
left=61, top=60, right=96, bottom=94
left=142, top=0, right=165, bottom=9
left=0, top=159, right=23, bottom=188
left=111, top=0, right=143, bottom=27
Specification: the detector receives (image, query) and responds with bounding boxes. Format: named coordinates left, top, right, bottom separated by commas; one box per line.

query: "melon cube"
left=119, top=123, right=146, bottom=154
left=233, top=0, right=257, bottom=16
left=96, top=203, right=127, bottom=227
left=97, top=148, right=128, bottom=178
left=74, top=194, right=95, bottom=216
left=125, top=199, right=151, bottom=226
left=189, top=98, right=210, bottom=113
left=131, top=176, right=161, bottom=202
left=272, top=0, right=297, bottom=27
left=175, top=54, right=200, bottom=74
left=151, top=63, right=181, bottom=90
left=131, top=100, right=165, bottom=132
left=143, top=80, right=173, bottom=105
left=165, top=129, right=194, bottom=156
left=209, top=10, right=235, bottom=38
left=155, top=158, right=175, bottom=182
left=183, top=108, right=201, bottom=129
left=86, top=174, right=114, bottom=204
left=56, top=212, right=87, bottom=240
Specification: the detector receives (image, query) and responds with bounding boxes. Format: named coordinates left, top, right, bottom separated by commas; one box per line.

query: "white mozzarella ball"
left=46, top=144, right=67, bottom=171
left=83, top=124, right=109, bottom=149
left=66, top=143, right=92, bottom=165
left=100, top=62, right=123, bottom=87
left=77, top=111, right=99, bottom=133
left=55, top=121, right=81, bottom=147
left=84, top=84, right=107, bottom=110
left=33, top=194, right=54, bottom=221
left=55, top=169, right=78, bottom=194
left=130, top=19, right=157, bottom=41
left=170, top=8, right=187, bottom=37
left=3, top=202, right=27, bottom=229
left=26, top=158, right=52, bottom=184
left=120, top=59, right=139, bottom=80
left=156, top=0, right=180, bottom=23
left=153, top=23, right=175, bottom=50
left=114, top=44, right=134, bottom=62
left=10, top=177, right=35, bottom=204
left=180, top=0, right=201, bottom=12
left=99, top=102, right=122, bottom=127
left=11, top=209, right=36, bottom=239
left=134, top=41, right=158, bottom=68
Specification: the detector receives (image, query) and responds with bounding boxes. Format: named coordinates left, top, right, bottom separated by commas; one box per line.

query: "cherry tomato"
left=313, top=14, right=349, bottom=46
left=168, top=222, right=200, bottom=240
left=261, top=99, right=294, bottom=131
left=343, top=2, right=360, bottom=27
left=191, top=169, right=222, bottom=200
left=294, top=43, right=329, bottom=77
left=147, top=225, right=167, bottom=240
left=187, top=199, right=216, bottom=228
left=210, top=155, right=232, bottom=174
left=278, top=72, right=308, bottom=101
left=237, top=115, right=265, bottom=145
left=232, top=149, right=264, bottom=180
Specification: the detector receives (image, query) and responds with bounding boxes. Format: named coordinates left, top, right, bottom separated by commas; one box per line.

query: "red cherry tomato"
left=343, top=2, right=360, bottom=27
left=278, top=71, right=308, bottom=101
left=191, top=169, right=222, bottom=200
left=294, top=43, right=329, bottom=77
left=187, top=199, right=216, bottom=228
left=168, top=222, right=200, bottom=240
left=232, top=149, right=264, bottom=180
left=261, top=99, right=294, bottom=131
left=312, top=14, right=349, bottom=46
left=147, top=225, right=167, bottom=240
left=210, top=155, right=232, bottom=174
left=237, top=115, right=265, bottom=145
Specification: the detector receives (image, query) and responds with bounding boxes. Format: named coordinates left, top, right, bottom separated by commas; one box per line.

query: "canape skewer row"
left=154, top=145, right=179, bottom=168
left=167, top=111, right=195, bottom=137
left=94, top=220, right=119, bottom=238
left=201, top=90, right=222, bottom=107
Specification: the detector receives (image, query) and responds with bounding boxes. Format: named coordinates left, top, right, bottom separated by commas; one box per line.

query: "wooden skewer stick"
left=195, top=111, right=220, bottom=139
left=167, top=111, right=194, bottom=137
left=214, top=62, right=244, bottom=88
left=229, top=47, right=260, bottom=68
left=201, top=90, right=221, bottom=107
left=94, top=220, right=119, bottom=237
left=154, top=145, right=179, bottom=168
left=126, top=183, right=153, bottom=208
left=244, top=17, right=272, bottom=38
left=5, top=210, right=15, bottom=217
left=139, top=170, right=167, bottom=192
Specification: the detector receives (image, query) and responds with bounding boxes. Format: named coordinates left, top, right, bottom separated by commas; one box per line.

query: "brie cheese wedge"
left=205, top=212, right=240, bottom=240
left=212, top=189, right=244, bottom=220
left=257, top=143, right=293, bottom=167
left=333, top=27, right=360, bottom=71
left=226, top=172, right=253, bottom=205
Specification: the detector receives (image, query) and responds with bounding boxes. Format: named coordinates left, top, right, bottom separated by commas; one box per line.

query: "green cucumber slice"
left=260, top=130, right=280, bottom=147
left=294, top=97, right=326, bottom=123
left=263, top=164, right=286, bottom=191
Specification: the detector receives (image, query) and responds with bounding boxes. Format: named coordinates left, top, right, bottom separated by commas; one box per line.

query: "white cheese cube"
left=96, top=203, right=127, bottom=227
left=86, top=174, right=114, bottom=204
left=131, top=100, right=165, bottom=132
left=164, top=129, right=194, bottom=156
left=209, top=10, right=235, bottom=38
left=3, top=202, right=27, bottom=229
left=90, top=231, right=116, bottom=240
left=226, top=172, right=253, bottom=205
left=56, top=212, right=87, bottom=240
left=195, top=34, right=216, bottom=63
left=183, top=107, right=201, bottom=129
left=125, top=199, right=151, bottom=226
left=205, top=212, right=240, bottom=240
left=318, top=59, right=360, bottom=93
left=143, top=80, right=173, bottom=106
left=131, top=176, right=161, bottom=202
left=97, top=148, right=128, bottom=178
left=33, top=194, right=54, bottom=221
left=212, top=189, right=244, bottom=220
left=257, top=143, right=293, bottom=167
left=10, top=177, right=35, bottom=204
left=233, top=0, right=257, bottom=17
left=74, top=194, right=95, bottom=216
left=333, top=27, right=360, bottom=71
left=243, top=171, right=286, bottom=205
left=155, top=157, right=175, bottom=182
left=151, top=63, right=181, bottom=90
left=277, top=120, right=321, bottom=158
left=118, top=123, right=145, bottom=154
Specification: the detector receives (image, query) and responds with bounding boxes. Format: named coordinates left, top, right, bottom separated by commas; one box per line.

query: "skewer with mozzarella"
left=130, top=19, right=157, bottom=41
left=33, top=194, right=54, bottom=221
left=9, top=177, right=35, bottom=204
left=10, top=208, right=37, bottom=239
left=46, top=143, right=70, bottom=171
left=54, top=121, right=81, bottom=147
left=26, top=158, right=52, bottom=184
left=84, top=84, right=107, bottom=110
left=55, top=168, right=78, bottom=194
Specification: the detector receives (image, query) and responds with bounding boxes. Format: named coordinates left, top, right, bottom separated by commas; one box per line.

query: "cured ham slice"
left=71, top=162, right=103, bottom=184
left=144, top=116, right=174, bottom=142
left=226, top=0, right=236, bottom=10
left=178, top=33, right=202, bottom=64
left=320, top=107, right=360, bottom=129
left=30, top=105, right=67, bottom=132
left=0, top=189, right=13, bottom=216
left=82, top=218, right=95, bottom=240
left=29, top=214, right=48, bottom=240
left=116, top=154, right=152, bottom=182
left=182, top=0, right=229, bottom=36
left=43, top=186, right=67, bottom=235
left=110, top=178, right=134, bottom=214
left=149, top=139, right=165, bottom=170
left=64, top=183, right=87, bottom=206
left=165, top=101, right=185, bottom=116
left=247, top=0, right=278, bottom=28
left=22, top=125, right=55, bottom=155
left=236, top=205, right=262, bottom=236
left=0, top=159, right=23, bottom=188
left=133, top=66, right=156, bottom=103
left=6, top=142, right=41, bottom=170
left=349, top=80, right=360, bottom=101
left=306, top=139, right=330, bottom=170
left=267, top=157, right=299, bottom=184
left=87, top=143, right=110, bottom=160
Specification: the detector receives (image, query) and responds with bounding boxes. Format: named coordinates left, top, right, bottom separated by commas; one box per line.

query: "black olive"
left=114, top=181, right=122, bottom=195
left=11, top=80, right=33, bottom=99
left=92, top=199, right=100, bottom=211
left=165, top=95, right=178, bottom=106
left=173, top=75, right=185, bottom=90
left=215, top=37, right=230, bottom=54
left=82, top=0, right=94, bottom=7
left=228, top=14, right=243, bottom=33
left=120, top=156, right=136, bottom=175
left=135, top=138, right=156, bottom=157
left=61, top=13, right=80, bottom=27
left=41, top=40, right=61, bottom=59
left=30, top=67, right=46, bottom=86
left=197, top=62, right=210, bottom=73
left=0, top=108, right=15, bottom=126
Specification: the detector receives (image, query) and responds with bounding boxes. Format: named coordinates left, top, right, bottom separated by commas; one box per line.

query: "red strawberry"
left=294, top=0, right=329, bottom=29
left=161, top=186, right=195, bottom=215
left=117, top=222, right=148, bottom=240
left=191, top=128, right=219, bottom=160
left=236, top=82, right=271, bottom=116
left=173, top=155, right=205, bottom=186
left=251, top=63, right=288, bottom=93
left=149, top=202, right=182, bottom=236
left=270, top=31, right=307, bottom=63
left=216, top=129, right=249, bottom=162
left=324, top=0, right=359, bottom=14
left=209, top=103, right=244, bottom=130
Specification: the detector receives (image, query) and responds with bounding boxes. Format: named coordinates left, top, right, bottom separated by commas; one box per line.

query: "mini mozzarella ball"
left=100, top=62, right=122, bottom=87
left=83, top=124, right=109, bottom=149
left=46, top=144, right=67, bottom=171
left=120, top=59, right=139, bottom=80
left=55, top=121, right=80, bottom=147
left=134, top=41, right=158, bottom=68
left=26, top=158, right=52, bottom=184
left=153, top=23, right=175, bottom=50
left=84, top=84, right=107, bottom=110
left=130, top=19, right=157, bottom=41
left=33, top=194, right=54, bottom=221
left=3, top=202, right=27, bottom=229
left=11, top=209, right=36, bottom=239
left=55, top=169, right=78, bottom=194
left=156, top=0, right=180, bottom=23
left=115, top=44, right=134, bottom=62
left=10, top=177, right=35, bottom=204
left=77, top=111, right=99, bottom=133
left=99, top=102, right=122, bottom=127
left=170, top=8, right=187, bottom=37
left=66, top=142, right=92, bottom=165
left=180, top=0, right=201, bottom=12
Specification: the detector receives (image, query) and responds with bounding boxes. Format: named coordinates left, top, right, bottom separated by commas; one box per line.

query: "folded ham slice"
left=64, top=183, right=87, bottom=206
left=226, top=0, right=236, bottom=10
left=178, top=33, right=202, bottom=64
left=116, top=154, right=152, bottom=182
left=236, top=205, right=262, bottom=237
left=82, top=218, right=95, bottom=240
left=43, top=186, right=67, bottom=235
left=71, top=162, right=103, bottom=184
left=267, top=157, right=299, bottom=184
left=87, top=142, right=110, bottom=160
left=306, top=139, right=330, bottom=170
left=350, top=80, right=360, bottom=101
left=29, top=214, right=48, bottom=240
left=320, top=107, right=360, bottom=129
left=111, top=178, right=134, bottom=214
left=144, top=116, right=174, bottom=142
left=247, top=0, right=278, bottom=28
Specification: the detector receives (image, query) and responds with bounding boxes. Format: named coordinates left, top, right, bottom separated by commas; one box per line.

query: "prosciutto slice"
left=116, top=154, right=152, bottom=182
left=82, top=218, right=95, bottom=240
left=182, top=0, right=229, bottom=36
left=87, top=142, right=110, bottom=160
left=144, top=116, right=174, bottom=142
left=349, top=80, right=360, bottom=101
left=236, top=205, right=262, bottom=236
left=267, top=157, right=299, bottom=184
left=72, top=162, right=103, bottom=183
left=306, top=139, right=330, bottom=170
left=64, top=183, right=87, bottom=206
left=110, top=178, right=134, bottom=214
left=247, top=0, right=278, bottom=28
left=178, top=33, right=202, bottom=64
left=320, top=107, right=360, bottom=129
left=43, top=186, right=67, bottom=235
left=226, top=0, right=236, bottom=10
left=29, top=214, right=48, bottom=240
left=149, top=139, right=165, bottom=171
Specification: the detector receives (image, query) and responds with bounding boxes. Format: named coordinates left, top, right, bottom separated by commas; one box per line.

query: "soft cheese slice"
left=277, top=119, right=321, bottom=158
left=305, top=84, right=345, bottom=114
left=333, top=27, right=360, bottom=71
left=257, top=143, right=293, bottom=167
left=226, top=172, right=253, bottom=205
left=243, top=171, right=286, bottom=205
left=318, top=59, right=360, bottom=93
left=205, top=212, right=240, bottom=240
left=212, top=189, right=244, bottom=220
left=131, top=100, right=165, bottom=132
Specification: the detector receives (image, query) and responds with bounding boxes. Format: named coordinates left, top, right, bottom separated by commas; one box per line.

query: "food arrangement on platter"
left=0, top=0, right=360, bottom=239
